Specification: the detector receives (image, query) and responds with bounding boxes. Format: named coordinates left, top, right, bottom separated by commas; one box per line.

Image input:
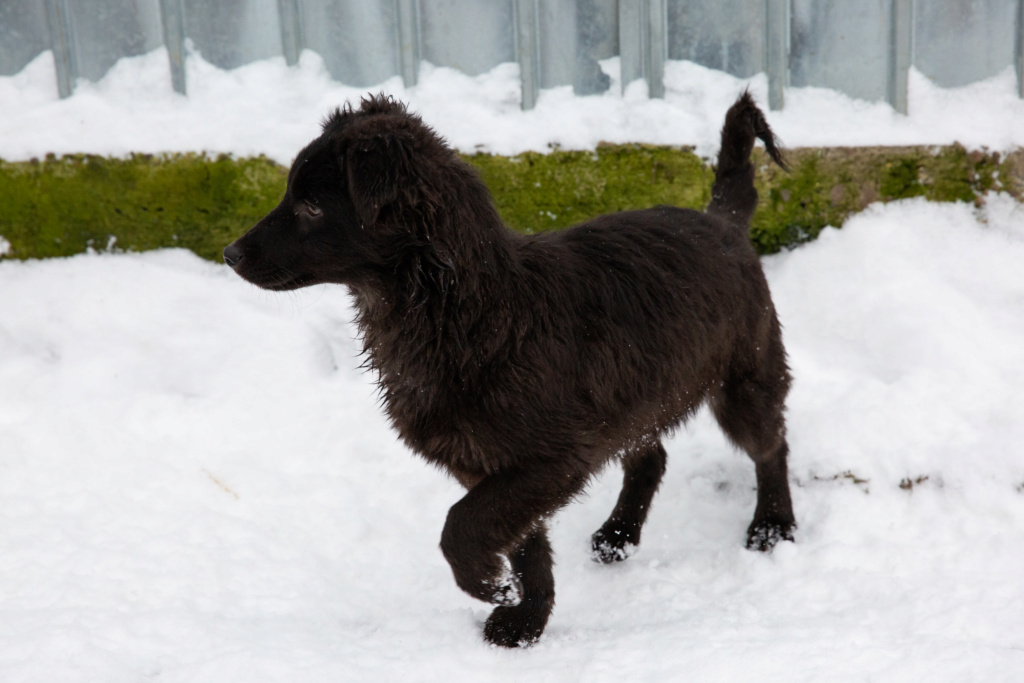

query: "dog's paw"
left=745, top=520, right=795, bottom=552
left=483, top=599, right=553, bottom=648
left=590, top=524, right=639, bottom=564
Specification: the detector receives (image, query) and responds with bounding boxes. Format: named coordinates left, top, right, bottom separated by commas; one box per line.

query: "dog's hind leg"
left=591, top=441, right=668, bottom=563
left=483, top=524, right=555, bottom=648
left=711, top=331, right=796, bottom=551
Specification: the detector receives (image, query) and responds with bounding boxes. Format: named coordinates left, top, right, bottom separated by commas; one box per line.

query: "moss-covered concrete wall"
left=0, top=153, right=285, bottom=262
left=1, top=145, right=1020, bottom=262
left=752, top=145, right=1022, bottom=253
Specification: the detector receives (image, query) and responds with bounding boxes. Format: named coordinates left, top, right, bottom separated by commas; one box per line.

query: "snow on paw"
left=745, top=520, right=795, bottom=552
left=485, top=560, right=523, bottom=607
left=590, top=526, right=638, bottom=564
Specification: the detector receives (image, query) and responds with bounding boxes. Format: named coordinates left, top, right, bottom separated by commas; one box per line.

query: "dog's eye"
left=303, top=200, right=322, bottom=218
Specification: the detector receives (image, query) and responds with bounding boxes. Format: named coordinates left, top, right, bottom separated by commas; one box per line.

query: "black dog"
left=224, top=92, right=795, bottom=648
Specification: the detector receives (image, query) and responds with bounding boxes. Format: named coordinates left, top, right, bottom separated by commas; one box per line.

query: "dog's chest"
left=379, top=370, right=506, bottom=476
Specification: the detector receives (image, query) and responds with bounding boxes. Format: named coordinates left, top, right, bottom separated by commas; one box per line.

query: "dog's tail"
left=707, top=91, right=787, bottom=226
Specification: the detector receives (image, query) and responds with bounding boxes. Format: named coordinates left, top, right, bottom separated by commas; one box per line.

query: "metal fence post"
left=43, top=0, right=77, bottom=99
left=514, top=0, right=540, bottom=110
left=765, top=0, right=787, bottom=110
left=278, top=0, right=303, bottom=67
left=1016, top=0, right=1023, bottom=98
left=396, top=0, right=420, bottom=88
left=889, top=0, right=912, bottom=114
left=646, top=0, right=666, bottom=98
left=159, top=0, right=187, bottom=95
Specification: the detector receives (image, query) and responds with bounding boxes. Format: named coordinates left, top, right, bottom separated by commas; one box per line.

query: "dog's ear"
left=344, top=131, right=408, bottom=227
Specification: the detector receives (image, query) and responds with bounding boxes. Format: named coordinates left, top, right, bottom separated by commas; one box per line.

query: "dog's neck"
left=350, top=203, right=522, bottom=395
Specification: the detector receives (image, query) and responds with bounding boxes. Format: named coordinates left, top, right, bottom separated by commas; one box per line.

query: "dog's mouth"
left=257, top=274, right=319, bottom=291
left=231, top=263, right=319, bottom=291
left=224, top=240, right=322, bottom=291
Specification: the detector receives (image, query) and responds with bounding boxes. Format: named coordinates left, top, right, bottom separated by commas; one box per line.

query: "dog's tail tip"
left=721, top=90, right=788, bottom=172
left=707, top=91, right=787, bottom=223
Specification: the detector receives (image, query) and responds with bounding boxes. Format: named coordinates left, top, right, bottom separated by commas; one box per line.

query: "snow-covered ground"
left=1, top=195, right=1022, bottom=681
left=1, top=50, right=1024, bottom=681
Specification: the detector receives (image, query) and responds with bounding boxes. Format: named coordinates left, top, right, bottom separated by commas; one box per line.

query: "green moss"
left=466, top=145, right=711, bottom=234
left=0, top=153, right=285, bottom=261
left=879, top=156, right=925, bottom=200
left=748, top=146, right=1023, bottom=254
left=751, top=149, right=876, bottom=253
left=923, top=145, right=1002, bottom=203
left=753, top=151, right=830, bottom=252
left=0, top=146, right=1020, bottom=262
left=873, top=146, right=995, bottom=203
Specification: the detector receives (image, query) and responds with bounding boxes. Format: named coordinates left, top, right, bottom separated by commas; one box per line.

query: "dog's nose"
left=223, top=243, right=243, bottom=268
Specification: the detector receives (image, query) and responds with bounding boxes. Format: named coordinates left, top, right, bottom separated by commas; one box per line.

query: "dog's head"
left=224, top=94, right=450, bottom=291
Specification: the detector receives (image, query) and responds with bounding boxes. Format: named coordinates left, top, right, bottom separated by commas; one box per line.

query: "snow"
left=2, top=195, right=1022, bottom=680
left=2, top=47, right=1024, bottom=163
left=1, top=48, right=1024, bottom=680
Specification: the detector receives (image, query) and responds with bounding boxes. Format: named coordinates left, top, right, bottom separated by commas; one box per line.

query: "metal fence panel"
left=790, top=0, right=892, bottom=102
left=618, top=0, right=646, bottom=86
left=667, top=0, right=765, bottom=78
left=538, top=0, right=574, bottom=88
left=420, top=0, right=515, bottom=76
left=182, top=0, right=281, bottom=69
left=0, top=0, right=49, bottom=76
left=572, top=0, right=617, bottom=94
left=915, top=0, right=1018, bottom=87
left=300, top=0, right=399, bottom=86
left=68, top=0, right=162, bottom=81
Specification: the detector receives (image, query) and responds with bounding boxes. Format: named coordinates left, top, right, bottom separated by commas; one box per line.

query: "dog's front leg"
left=482, top=524, right=555, bottom=647
left=440, top=467, right=582, bottom=646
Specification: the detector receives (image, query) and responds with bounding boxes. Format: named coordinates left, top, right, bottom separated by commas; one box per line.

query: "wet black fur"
left=224, top=92, right=795, bottom=648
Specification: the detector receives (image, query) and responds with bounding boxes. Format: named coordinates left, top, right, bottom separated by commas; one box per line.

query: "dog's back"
left=512, top=208, right=758, bottom=445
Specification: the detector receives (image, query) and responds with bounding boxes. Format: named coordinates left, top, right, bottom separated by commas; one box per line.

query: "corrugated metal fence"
left=1, top=0, right=1022, bottom=112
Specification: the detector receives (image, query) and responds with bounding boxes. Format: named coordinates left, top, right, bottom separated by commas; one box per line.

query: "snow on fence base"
left=5, top=0, right=1024, bottom=111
